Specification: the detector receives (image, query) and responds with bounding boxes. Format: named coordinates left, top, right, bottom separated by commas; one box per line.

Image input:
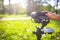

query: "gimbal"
left=31, top=12, right=54, bottom=40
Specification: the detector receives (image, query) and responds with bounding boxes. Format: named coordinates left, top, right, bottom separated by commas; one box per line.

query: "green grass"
left=0, top=19, right=60, bottom=40
left=0, top=14, right=28, bottom=18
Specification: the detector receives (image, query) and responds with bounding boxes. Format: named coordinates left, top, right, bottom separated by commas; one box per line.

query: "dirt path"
left=0, top=17, right=31, bottom=20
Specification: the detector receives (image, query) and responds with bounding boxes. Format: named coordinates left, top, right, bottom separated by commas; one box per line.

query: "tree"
left=0, top=0, right=5, bottom=14
left=27, top=0, right=42, bottom=15
left=8, top=0, right=12, bottom=14
left=27, top=0, right=34, bottom=15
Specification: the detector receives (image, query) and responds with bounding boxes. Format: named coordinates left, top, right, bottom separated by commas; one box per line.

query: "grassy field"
left=0, top=19, right=60, bottom=40
left=0, top=13, right=60, bottom=40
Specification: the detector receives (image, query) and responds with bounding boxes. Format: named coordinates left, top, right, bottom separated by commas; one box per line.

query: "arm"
left=54, top=15, right=60, bottom=21
left=52, top=14, right=60, bottom=21
left=45, top=12, right=60, bottom=21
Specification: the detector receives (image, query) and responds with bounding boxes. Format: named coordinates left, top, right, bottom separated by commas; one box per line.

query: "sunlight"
left=17, top=0, right=27, bottom=9
left=4, top=0, right=27, bottom=8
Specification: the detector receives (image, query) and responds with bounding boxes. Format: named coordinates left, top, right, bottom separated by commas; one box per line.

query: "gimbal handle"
left=31, top=12, right=50, bottom=40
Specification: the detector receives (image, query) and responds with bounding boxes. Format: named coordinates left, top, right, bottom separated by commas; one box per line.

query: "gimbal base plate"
left=42, top=28, right=54, bottom=34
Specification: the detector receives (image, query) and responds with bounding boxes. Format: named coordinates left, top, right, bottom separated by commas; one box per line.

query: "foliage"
left=0, top=19, right=60, bottom=40
left=57, top=9, right=60, bottom=15
left=39, top=5, right=55, bottom=12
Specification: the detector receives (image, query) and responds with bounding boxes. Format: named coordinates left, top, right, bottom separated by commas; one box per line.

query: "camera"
left=31, top=12, right=50, bottom=27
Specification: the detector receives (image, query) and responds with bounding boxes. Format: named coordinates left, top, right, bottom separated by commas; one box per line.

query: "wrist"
left=52, top=15, right=60, bottom=21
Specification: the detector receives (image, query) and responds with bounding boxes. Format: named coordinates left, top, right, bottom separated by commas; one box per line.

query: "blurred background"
left=0, top=0, right=60, bottom=40
left=0, top=0, right=60, bottom=15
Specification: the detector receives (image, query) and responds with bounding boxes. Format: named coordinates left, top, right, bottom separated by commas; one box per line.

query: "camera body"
left=31, top=12, right=50, bottom=27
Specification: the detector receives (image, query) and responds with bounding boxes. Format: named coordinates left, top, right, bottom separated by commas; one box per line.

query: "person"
left=45, top=12, right=60, bottom=21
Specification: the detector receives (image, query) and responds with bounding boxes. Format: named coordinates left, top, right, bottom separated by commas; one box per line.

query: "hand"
left=45, top=12, right=56, bottom=20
